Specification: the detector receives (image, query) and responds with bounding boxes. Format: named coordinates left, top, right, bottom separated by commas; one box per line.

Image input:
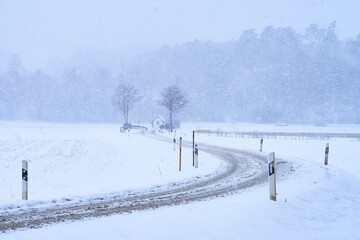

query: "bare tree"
left=112, top=82, right=142, bottom=124
left=158, top=85, right=189, bottom=131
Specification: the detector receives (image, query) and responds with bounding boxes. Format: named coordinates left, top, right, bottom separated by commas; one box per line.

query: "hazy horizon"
left=1, top=0, right=360, bottom=70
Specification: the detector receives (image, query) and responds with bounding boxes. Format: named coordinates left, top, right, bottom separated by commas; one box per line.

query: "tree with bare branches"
left=112, top=82, right=142, bottom=124
left=158, top=85, right=189, bottom=131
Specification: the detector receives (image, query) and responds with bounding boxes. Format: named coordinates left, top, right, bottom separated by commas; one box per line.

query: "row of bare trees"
left=112, top=83, right=188, bottom=131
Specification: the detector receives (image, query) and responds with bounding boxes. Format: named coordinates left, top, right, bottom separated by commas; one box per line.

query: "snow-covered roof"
left=152, top=115, right=165, bottom=123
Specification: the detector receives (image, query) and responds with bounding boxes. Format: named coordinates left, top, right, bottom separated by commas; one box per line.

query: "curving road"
left=0, top=131, right=272, bottom=233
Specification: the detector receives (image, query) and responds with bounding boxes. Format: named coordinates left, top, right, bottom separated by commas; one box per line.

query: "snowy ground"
left=1, top=122, right=360, bottom=239
left=0, top=122, right=222, bottom=206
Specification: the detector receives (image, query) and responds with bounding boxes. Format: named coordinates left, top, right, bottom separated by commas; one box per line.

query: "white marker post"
left=173, top=137, right=176, bottom=151
left=179, top=137, right=182, bottom=171
left=194, top=144, right=199, bottom=168
left=268, top=152, right=276, bottom=201
left=22, top=160, right=28, bottom=200
left=192, top=130, right=195, bottom=167
left=324, top=143, right=329, bottom=165
left=260, top=138, right=263, bottom=151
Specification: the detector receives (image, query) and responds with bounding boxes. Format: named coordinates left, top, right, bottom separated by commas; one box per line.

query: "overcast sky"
left=1, top=0, right=359, bottom=70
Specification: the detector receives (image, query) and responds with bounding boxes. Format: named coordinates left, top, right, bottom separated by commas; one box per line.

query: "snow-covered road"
left=0, top=130, right=285, bottom=233
left=2, top=123, right=359, bottom=239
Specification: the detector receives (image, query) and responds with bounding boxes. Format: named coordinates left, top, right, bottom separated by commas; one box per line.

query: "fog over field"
left=1, top=2, right=360, bottom=239
left=0, top=0, right=359, bottom=124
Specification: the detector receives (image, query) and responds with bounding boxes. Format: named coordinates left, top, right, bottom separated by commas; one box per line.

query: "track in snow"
left=0, top=130, right=279, bottom=233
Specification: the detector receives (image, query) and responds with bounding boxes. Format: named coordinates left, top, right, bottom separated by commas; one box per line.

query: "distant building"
left=159, top=121, right=180, bottom=131
left=152, top=115, right=166, bottom=129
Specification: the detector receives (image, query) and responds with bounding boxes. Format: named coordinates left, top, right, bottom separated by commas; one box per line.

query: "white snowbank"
left=2, top=122, right=360, bottom=239
left=0, top=122, right=222, bottom=207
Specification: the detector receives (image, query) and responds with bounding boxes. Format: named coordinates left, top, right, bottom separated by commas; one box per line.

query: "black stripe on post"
left=268, top=162, right=275, bottom=177
left=325, top=147, right=329, bottom=155
left=22, top=169, right=28, bottom=181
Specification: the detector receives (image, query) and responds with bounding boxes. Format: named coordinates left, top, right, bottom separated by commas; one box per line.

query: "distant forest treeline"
left=0, top=23, right=360, bottom=124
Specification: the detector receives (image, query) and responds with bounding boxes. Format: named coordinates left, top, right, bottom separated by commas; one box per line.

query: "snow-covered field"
left=0, top=122, right=222, bottom=206
left=2, top=122, right=360, bottom=239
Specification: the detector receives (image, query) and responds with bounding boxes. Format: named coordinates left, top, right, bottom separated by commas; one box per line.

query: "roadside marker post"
left=193, top=130, right=195, bottom=166
left=324, top=143, right=329, bottom=165
left=260, top=138, right=263, bottom=151
left=268, top=152, right=276, bottom=201
left=22, top=160, right=28, bottom=200
left=179, top=137, right=182, bottom=171
left=173, top=137, right=176, bottom=151
left=194, top=144, right=199, bottom=168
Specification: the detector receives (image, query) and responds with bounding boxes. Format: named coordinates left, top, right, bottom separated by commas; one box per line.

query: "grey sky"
left=1, top=0, right=359, bottom=70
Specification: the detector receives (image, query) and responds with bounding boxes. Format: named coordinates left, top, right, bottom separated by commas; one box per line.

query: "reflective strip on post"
left=194, top=144, right=198, bottom=168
